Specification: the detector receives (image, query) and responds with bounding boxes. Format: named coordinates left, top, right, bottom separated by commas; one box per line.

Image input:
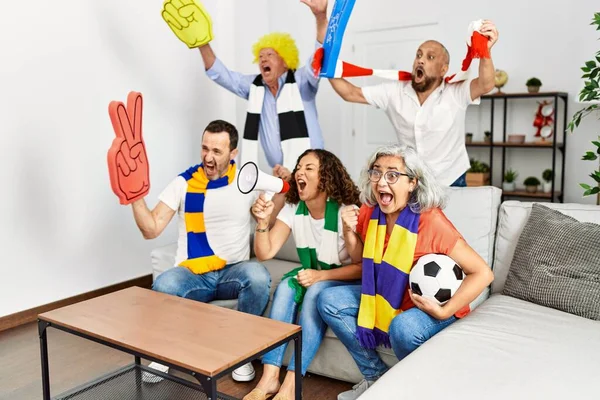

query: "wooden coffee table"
left=38, top=286, right=302, bottom=399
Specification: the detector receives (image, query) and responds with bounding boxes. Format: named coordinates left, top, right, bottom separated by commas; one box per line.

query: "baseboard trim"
left=0, top=274, right=153, bottom=333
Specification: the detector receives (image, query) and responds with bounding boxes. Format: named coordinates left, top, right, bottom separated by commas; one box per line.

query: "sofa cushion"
left=359, top=294, right=600, bottom=400
left=492, top=201, right=600, bottom=294
left=502, top=203, right=600, bottom=320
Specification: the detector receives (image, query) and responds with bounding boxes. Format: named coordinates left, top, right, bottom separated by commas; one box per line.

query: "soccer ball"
left=409, top=254, right=465, bottom=305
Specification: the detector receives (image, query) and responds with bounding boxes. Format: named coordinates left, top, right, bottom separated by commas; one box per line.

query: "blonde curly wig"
left=252, top=32, right=299, bottom=71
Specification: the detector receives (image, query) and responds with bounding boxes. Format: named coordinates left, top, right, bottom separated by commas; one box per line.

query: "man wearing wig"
left=194, top=0, right=328, bottom=180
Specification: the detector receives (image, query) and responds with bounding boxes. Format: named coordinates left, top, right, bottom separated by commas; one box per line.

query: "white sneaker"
left=338, top=379, right=375, bottom=400
left=231, top=362, right=255, bottom=382
left=142, top=362, right=169, bottom=383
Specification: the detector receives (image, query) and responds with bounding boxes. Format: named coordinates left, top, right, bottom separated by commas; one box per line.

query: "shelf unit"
left=467, top=91, right=568, bottom=203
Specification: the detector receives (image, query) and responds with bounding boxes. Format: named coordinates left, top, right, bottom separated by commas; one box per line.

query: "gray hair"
left=358, top=144, right=447, bottom=213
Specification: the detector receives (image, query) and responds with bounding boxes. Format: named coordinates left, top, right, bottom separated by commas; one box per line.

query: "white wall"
left=268, top=0, right=599, bottom=204
left=2, top=0, right=597, bottom=317
left=0, top=0, right=237, bottom=317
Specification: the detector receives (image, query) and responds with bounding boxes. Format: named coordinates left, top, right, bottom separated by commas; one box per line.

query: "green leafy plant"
left=567, top=12, right=600, bottom=204
left=524, top=176, right=541, bottom=186
left=468, top=158, right=490, bottom=173
left=526, top=77, right=542, bottom=87
left=504, top=169, right=518, bottom=183
left=542, top=169, right=553, bottom=183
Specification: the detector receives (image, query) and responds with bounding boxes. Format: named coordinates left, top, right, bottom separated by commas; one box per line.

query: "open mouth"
left=262, top=65, right=271, bottom=74
left=205, top=164, right=216, bottom=174
left=415, top=67, right=424, bottom=79
left=297, top=179, right=307, bottom=192
left=379, top=191, right=394, bottom=206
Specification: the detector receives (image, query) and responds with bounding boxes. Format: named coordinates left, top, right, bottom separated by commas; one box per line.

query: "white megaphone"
left=237, top=161, right=290, bottom=201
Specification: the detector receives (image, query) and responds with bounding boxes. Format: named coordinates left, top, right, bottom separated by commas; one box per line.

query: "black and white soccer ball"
left=409, top=254, right=465, bottom=305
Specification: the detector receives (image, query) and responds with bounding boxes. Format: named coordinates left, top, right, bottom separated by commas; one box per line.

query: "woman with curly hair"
left=243, top=149, right=361, bottom=400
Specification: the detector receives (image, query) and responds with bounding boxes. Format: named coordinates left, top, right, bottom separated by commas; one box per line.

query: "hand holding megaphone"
left=251, top=194, right=275, bottom=223
left=237, top=161, right=290, bottom=201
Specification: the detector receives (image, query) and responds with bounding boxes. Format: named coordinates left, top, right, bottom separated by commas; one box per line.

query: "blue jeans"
left=450, top=172, right=467, bottom=187
left=152, top=261, right=271, bottom=316
left=317, top=285, right=457, bottom=380
left=261, top=278, right=354, bottom=376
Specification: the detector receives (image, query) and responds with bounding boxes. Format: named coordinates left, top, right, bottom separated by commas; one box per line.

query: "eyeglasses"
left=367, top=169, right=412, bottom=184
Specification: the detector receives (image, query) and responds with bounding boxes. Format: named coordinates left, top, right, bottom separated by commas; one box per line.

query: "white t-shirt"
left=159, top=171, right=258, bottom=266
left=276, top=202, right=352, bottom=266
left=362, top=79, right=480, bottom=186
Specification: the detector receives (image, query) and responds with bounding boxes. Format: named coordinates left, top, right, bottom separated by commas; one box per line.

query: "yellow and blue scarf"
left=356, top=205, right=420, bottom=349
left=177, top=160, right=236, bottom=275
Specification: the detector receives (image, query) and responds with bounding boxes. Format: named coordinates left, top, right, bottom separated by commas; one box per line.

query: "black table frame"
left=39, top=319, right=302, bottom=399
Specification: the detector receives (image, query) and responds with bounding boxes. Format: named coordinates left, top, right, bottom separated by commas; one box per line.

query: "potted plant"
left=542, top=169, right=554, bottom=193
left=465, top=132, right=473, bottom=144
left=526, top=77, right=542, bottom=93
left=503, top=169, right=518, bottom=192
left=524, top=176, right=541, bottom=193
left=484, top=130, right=492, bottom=143
left=466, top=158, right=490, bottom=186
left=567, top=12, right=600, bottom=205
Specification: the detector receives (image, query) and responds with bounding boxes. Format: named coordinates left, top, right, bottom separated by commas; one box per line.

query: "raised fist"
left=107, top=92, right=150, bottom=205
left=341, top=205, right=359, bottom=233
left=162, top=0, right=213, bottom=48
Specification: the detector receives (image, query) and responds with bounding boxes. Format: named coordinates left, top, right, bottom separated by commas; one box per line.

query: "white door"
left=340, top=23, right=441, bottom=180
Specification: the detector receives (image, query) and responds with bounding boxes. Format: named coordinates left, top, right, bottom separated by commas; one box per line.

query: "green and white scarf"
left=282, top=198, right=341, bottom=305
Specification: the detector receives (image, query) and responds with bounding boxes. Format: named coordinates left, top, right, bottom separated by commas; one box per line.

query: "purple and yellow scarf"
left=356, top=205, right=420, bottom=348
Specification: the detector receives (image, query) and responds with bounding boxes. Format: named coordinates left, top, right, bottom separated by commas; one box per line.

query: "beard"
left=411, top=74, right=441, bottom=93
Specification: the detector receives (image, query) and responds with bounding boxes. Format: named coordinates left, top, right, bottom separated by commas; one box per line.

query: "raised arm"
left=300, top=0, right=328, bottom=44
left=131, top=200, right=176, bottom=240
left=199, top=44, right=253, bottom=99
left=329, top=78, right=368, bottom=104
left=470, top=20, right=498, bottom=100
left=199, top=43, right=216, bottom=70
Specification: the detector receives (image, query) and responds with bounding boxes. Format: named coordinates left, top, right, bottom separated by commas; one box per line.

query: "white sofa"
left=359, top=199, right=600, bottom=399
left=151, top=187, right=600, bottom=399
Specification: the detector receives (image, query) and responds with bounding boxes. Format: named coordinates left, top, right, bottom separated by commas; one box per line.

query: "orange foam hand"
left=107, top=92, right=150, bottom=205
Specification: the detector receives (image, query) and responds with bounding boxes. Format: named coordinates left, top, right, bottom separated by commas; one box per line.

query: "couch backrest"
left=491, top=200, right=600, bottom=294
left=442, top=187, right=502, bottom=267
left=274, top=186, right=502, bottom=266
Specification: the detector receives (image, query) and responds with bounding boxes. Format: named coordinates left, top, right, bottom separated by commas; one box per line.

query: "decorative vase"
left=527, top=85, right=540, bottom=93
left=466, top=134, right=473, bottom=144
left=503, top=181, right=516, bottom=192
left=543, top=181, right=552, bottom=193
left=525, top=185, right=538, bottom=193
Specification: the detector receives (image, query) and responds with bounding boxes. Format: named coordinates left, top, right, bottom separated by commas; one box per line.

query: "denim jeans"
left=261, top=278, right=355, bottom=376
left=152, top=261, right=271, bottom=316
left=450, top=172, right=467, bottom=187
left=317, top=285, right=457, bottom=380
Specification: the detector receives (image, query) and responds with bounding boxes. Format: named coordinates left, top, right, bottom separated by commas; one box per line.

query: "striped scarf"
left=243, top=71, right=311, bottom=171
left=282, top=199, right=341, bottom=304
left=357, top=205, right=420, bottom=349
left=177, top=160, right=236, bottom=275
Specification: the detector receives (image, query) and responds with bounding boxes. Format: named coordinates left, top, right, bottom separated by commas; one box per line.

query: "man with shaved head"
left=329, top=21, right=499, bottom=187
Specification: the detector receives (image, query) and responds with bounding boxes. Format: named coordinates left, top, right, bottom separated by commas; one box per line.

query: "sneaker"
left=232, top=362, right=255, bottom=382
left=142, top=362, right=169, bottom=383
left=337, top=379, right=375, bottom=400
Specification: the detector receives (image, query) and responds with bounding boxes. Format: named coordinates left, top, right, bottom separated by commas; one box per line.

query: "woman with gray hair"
left=318, top=144, right=493, bottom=400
